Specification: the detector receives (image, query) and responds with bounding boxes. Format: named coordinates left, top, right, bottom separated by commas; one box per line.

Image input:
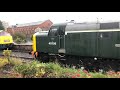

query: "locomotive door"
left=58, top=25, right=66, bottom=54
left=48, top=26, right=59, bottom=53
left=98, top=32, right=114, bottom=58
left=48, top=25, right=66, bottom=54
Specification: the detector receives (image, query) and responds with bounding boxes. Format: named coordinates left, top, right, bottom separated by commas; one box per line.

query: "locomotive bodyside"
left=65, top=29, right=120, bottom=59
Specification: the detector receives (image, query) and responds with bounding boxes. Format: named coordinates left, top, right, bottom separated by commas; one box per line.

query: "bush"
left=12, top=59, right=120, bottom=78
left=45, top=63, right=62, bottom=73
left=59, top=68, right=81, bottom=78
left=12, top=33, right=26, bottom=44
left=14, top=61, right=46, bottom=78
left=90, top=72, right=107, bottom=78
left=3, top=49, right=12, bottom=62
left=13, top=61, right=86, bottom=78
left=0, top=58, right=9, bottom=68
left=14, top=62, right=36, bottom=78
left=43, top=63, right=63, bottom=78
left=14, top=37, right=22, bottom=44
left=9, top=58, right=23, bottom=66
left=14, top=63, right=36, bottom=77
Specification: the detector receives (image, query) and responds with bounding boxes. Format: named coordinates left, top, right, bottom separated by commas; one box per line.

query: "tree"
left=0, top=21, right=5, bottom=30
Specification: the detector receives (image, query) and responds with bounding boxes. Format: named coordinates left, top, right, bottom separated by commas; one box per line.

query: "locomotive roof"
left=52, top=23, right=67, bottom=26
left=34, top=31, right=48, bottom=36
left=0, top=30, right=11, bottom=36
left=65, top=22, right=120, bottom=31
left=51, top=22, right=120, bottom=33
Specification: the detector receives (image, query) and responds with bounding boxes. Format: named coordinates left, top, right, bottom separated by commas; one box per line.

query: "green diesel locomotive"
left=32, top=22, right=120, bottom=71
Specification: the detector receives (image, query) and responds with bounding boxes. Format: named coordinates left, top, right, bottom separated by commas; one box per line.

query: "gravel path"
left=0, top=51, right=34, bottom=59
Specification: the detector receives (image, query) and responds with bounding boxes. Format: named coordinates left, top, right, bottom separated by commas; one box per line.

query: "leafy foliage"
left=14, top=61, right=45, bottom=78
left=3, top=49, right=12, bottom=62
left=1, top=56, right=120, bottom=78
left=9, top=58, right=23, bottom=66
left=0, top=21, right=4, bottom=30
left=12, top=33, right=26, bottom=44
left=14, top=63, right=36, bottom=78
left=0, top=58, right=9, bottom=68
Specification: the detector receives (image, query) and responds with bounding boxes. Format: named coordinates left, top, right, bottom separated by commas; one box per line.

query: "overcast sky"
left=0, top=12, right=120, bottom=25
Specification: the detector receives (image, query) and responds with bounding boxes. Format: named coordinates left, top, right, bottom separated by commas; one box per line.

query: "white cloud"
left=0, top=12, right=120, bottom=25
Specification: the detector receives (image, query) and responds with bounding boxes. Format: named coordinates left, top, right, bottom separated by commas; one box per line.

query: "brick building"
left=7, top=20, right=53, bottom=39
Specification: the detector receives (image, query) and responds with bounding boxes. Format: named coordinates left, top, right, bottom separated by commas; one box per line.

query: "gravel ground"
left=11, top=52, right=33, bottom=58
left=0, top=51, right=34, bottom=59
left=14, top=41, right=32, bottom=45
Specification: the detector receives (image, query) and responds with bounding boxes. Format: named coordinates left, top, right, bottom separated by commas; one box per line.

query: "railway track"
left=12, top=43, right=32, bottom=52
left=0, top=43, right=34, bottom=60
left=0, top=51, right=34, bottom=60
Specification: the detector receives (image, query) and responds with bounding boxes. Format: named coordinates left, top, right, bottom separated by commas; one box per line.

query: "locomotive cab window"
left=48, top=26, right=59, bottom=37
left=58, top=26, right=66, bottom=35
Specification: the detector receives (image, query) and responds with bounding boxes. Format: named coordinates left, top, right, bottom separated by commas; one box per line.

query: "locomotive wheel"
left=37, top=53, right=49, bottom=63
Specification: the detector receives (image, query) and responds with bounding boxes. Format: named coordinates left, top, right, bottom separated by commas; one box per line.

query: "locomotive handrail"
left=58, top=35, right=60, bottom=49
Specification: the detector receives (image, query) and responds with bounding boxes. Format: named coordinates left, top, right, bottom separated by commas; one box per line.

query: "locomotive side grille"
left=100, top=22, right=119, bottom=29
